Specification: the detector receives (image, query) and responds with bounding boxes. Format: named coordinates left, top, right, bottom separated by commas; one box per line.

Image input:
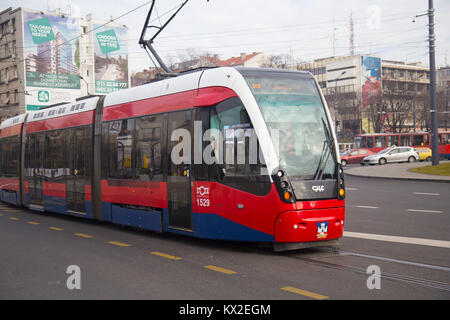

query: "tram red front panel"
left=192, top=181, right=345, bottom=242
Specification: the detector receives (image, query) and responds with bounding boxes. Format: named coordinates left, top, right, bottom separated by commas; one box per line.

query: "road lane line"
left=108, top=241, right=130, bottom=247
left=204, top=265, right=237, bottom=275
left=74, top=233, right=93, bottom=239
left=151, top=251, right=182, bottom=260
left=346, top=188, right=358, bottom=191
left=49, top=227, right=64, bottom=231
left=27, top=221, right=40, bottom=225
left=344, top=231, right=450, bottom=248
left=281, top=286, right=328, bottom=300
left=407, top=209, right=443, bottom=214
left=9, top=217, right=19, bottom=221
left=354, top=205, right=379, bottom=209
left=413, top=192, right=440, bottom=196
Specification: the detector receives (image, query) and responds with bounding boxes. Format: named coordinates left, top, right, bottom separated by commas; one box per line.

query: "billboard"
left=93, top=24, right=129, bottom=94
left=361, top=56, right=382, bottom=133
left=23, top=10, right=81, bottom=110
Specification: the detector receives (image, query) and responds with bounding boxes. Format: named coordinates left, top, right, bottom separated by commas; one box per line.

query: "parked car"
left=340, top=148, right=375, bottom=166
left=362, top=146, right=419, bottom=165
left=414, top=147, right=432, bottom=161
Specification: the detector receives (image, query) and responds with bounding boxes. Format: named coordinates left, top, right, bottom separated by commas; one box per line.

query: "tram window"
left=84, top=126, right=92, bottom=178
left=424, top=134, right=430, bottom=146
left=209, top=98, right=264, bottom=178
left=440, top=134, right=448, bottom=145
left=366, top=136, right=374, bottom=148
left=45, top=130, right=64, bottom=180
left=360, top=137, right=367, bottom=148
left=374, top=136, right=386, bottom=148
left=413, top=134, right=425, bottom=146
left=399, top=135, right=411, bottom=146
left=109, top=119, right=135, bottom=179
left=101, top=123, right=110, bottom=179
left=1, top=135, right=20, bottom=177
left=136, top=116, right=163, bottom=180
left=388, top=135, right=398, bottom=147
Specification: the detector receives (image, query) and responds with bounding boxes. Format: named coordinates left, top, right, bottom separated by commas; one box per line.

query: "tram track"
left=281, top=247, right=450, bottom=293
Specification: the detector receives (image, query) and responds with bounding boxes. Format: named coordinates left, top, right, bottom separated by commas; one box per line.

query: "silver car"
left=362, top=146, right=419, bottom=165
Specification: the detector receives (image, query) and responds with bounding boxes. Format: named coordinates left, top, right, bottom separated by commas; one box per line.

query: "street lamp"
left=333, top=71, right=347, bottom=137
left=79, top=75, right=90, bottom=96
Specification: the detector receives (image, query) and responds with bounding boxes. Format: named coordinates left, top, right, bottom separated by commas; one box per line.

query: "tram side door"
left=167, top=110, right=193, bottom=231
left=28, top=133, right=44, bottom=209
left=65, top=128, right=87, bottom=214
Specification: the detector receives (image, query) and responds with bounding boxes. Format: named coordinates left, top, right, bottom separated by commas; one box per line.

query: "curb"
left=344, top=170, right=450, bottom=183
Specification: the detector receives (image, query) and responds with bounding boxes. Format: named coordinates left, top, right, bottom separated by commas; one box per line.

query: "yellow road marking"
left=9, top=217, right=20, bottom=221
left=49, top=227, right=64, bottom=231
left=108, top=241, right=130, bottom=247
left=204, top=265, right=237, bottom=275
left=281, top=286, right=329, bottom=300
left=151, top=251, right=182, bottom=260
left=74, top=233, right=93, bottom=239
left=27, top=221, right=40, bottom=225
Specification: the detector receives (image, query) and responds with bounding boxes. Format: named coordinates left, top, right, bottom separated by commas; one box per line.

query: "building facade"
left=297, top=55, right=432, bottom=139
left=0, top=7, right=129, bottom=121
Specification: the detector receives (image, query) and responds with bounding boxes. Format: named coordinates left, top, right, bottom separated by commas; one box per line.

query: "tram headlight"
left=277, top=170, right=284, bottom=178
left=283, top=191, right=293, bottom=201
left=280, top=181, right=288, bottom=189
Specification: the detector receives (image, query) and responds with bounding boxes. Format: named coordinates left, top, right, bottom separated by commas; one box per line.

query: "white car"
left=362, top=146, right=419, bottom=165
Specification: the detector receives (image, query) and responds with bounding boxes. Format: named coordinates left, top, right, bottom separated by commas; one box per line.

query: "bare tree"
left=382, top=82, right=413, bottom=133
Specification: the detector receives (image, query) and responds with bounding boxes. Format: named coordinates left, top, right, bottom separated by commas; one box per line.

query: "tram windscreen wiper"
left=313, top=118, right=335, bottom=180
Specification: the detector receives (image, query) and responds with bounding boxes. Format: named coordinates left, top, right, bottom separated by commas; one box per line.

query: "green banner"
left=95, top=80, right=129, bottom=93
left=96, top=29, right=120, bottom=54
left=27, top=17, right=55, bottom=44
left=26, top=72, right=81, bottom=89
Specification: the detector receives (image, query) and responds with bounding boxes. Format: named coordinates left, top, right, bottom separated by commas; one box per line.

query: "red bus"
left=354, top=132, right=450, bottom=159
left=0, top=67, right=345, bottom=251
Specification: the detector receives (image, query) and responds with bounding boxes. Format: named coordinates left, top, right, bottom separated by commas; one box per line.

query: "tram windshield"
left=241, top=70, right=337, bottom=180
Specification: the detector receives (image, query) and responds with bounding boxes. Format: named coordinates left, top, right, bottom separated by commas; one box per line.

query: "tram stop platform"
left=344, top=160, right=450, bottom=182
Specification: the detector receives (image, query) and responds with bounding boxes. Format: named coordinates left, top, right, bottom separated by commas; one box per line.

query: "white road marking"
left=344, top=231, right=450, bottom=249
left=407, top=209, right=443, bottom=214
left=413, top=192, right=440, bottom=196
left=346, top=188, right=358, bottom=191
left=354, top=205, right=379, bottom=209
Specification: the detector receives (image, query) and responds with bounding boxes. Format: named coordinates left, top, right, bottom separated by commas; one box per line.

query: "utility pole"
left=428, top=0, right=439, bottom=165
left=414, top=0, right=439, bottom=165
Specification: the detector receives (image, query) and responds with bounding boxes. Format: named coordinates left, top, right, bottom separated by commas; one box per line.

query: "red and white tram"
left=0, top=67, right=345, bottom=250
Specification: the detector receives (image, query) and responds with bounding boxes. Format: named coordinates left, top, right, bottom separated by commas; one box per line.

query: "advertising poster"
left=361, top=56, right=382, bottom=133
left=361, top=56, right=382, bottom=108
left=94, top=24, right=129, bottom=94
left=23, top=10, right=81, bottom=110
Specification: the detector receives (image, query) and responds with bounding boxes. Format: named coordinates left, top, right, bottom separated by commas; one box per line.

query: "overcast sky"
left=5, top=0, right=450, bottom=73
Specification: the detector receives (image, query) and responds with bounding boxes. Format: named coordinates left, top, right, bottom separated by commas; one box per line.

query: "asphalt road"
left=0, top=174, right=449, bottom=301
